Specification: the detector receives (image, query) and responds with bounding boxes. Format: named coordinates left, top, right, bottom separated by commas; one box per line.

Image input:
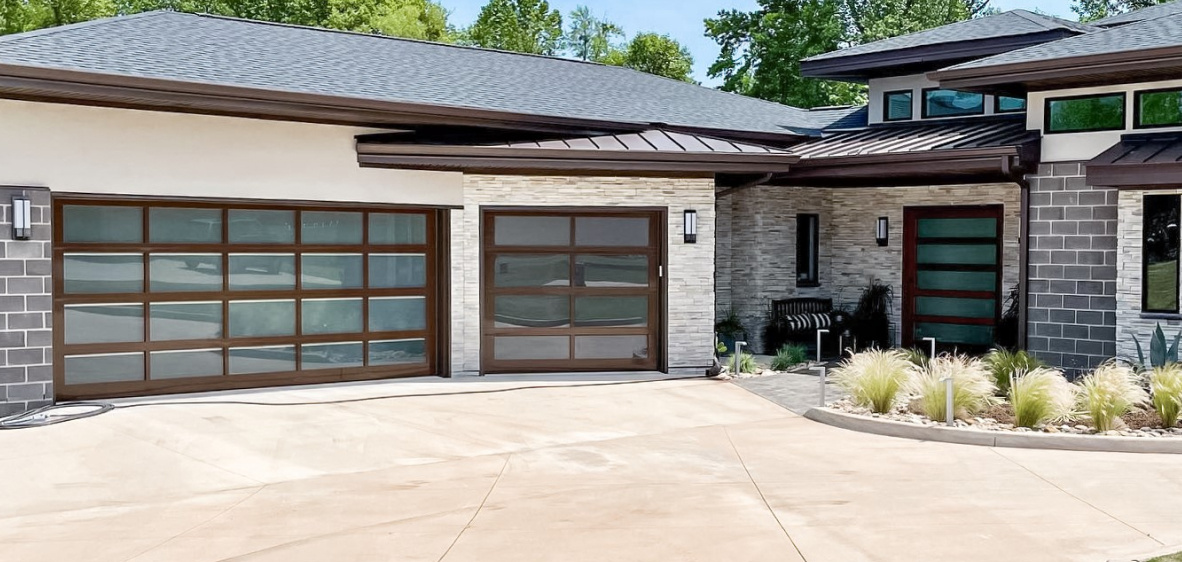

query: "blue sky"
left=444, top=0, right=1078, bottom=85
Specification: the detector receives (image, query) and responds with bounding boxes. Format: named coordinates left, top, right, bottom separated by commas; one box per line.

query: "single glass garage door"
left=482, top=210, right=662, bottom=372
left=54, top=200, right=442, bottom=399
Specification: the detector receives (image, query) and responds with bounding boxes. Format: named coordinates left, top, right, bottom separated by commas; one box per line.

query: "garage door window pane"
left=575, top=217, right=648, bottom=246
left=65, top=304, right=143, bottom=344
left=150, top=302, right=222, bottom=341
left=229, top=345, right=295, bottom=374
left=302, top=211, right=362, bottom=244
left=229, top=254, right=295, bottom=290
left=64, top=254, right=143, bottom=294
left=229, top=300, right=295, bottom=337
left=151, top=349, right=223, bottom=379
left=63, top=205, right=142, bottom=243
left=370, top=213, right=426, bottom=245
left=150, top=254, right=223, bottom=292
left=65, top=353, right=143, bottom=384
left=302, top=254, right=363, bottom=289
left=575, top=296, right=647, bottom=327
left=494, top=255, right=570, bottom=287
left=369, top=297, right=427, bottom=332
left=149, top=208, right=222, bottom=243
left=302, top=298, right=362, bottom=335
left=369, top=339, right=427, bottom=365
left=370, top=254, right=426, bottom=288
left=575, top=335, right=648, bottom=359
left=229, top=210, right=294, bottom=244
left=576, top=255, right=647, bottom=287
left=494, top=336, right=569, bottom=360
left=494, top=295, right=570, bottom=328
left=302, top=342, right=364, bottom=370
left=495, top=216, right=569, bottom=246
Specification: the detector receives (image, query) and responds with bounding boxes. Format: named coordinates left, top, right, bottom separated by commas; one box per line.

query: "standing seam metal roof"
left=789, top=117, right=1036, bottom=160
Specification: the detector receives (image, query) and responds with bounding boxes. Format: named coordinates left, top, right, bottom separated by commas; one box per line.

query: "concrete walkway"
left=0, top=374, right=1177, bottom=562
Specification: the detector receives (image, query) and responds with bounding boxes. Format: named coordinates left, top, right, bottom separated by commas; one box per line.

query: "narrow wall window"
left=922, top=89, right=984, bottom=118
left=1136, top=88, right=1182, bottom=129
left=1045, top=93, right=1126, bottom=133
left=883, top=90, right=912, bottom=121
left=797, top=214, right=819, bottom=287
left=1143, top=194, right=1180, bottom=313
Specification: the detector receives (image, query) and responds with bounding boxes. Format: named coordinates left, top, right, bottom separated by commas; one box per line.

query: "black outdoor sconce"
left=684, top=209, right=697, bottom=243
left=875, top=216, right=888, bottom=247
left=12, top=195, right=31, bottom=241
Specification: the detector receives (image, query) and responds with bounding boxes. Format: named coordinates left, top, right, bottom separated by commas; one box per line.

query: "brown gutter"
left=772, top=146, right=1033, bottom=188
left=929, top=45, right=1182, bottom=91
left=356, top=148, right=798, bottom=174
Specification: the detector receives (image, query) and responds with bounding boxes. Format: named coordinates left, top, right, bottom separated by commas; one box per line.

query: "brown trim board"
left=929, top=45, right=1182, bottom=93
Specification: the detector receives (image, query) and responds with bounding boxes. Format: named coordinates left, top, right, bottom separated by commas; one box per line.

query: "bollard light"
left=922, top=336, right=937, bottom=358
left=11, top=195, right=31, bottom=241
left=943, top=376, right=955, bottom=426
left=733, top=340, right=747, bottom=375
left=815, top=329, right=829, bottom=363
left=811, top=366, right=828, bottom=406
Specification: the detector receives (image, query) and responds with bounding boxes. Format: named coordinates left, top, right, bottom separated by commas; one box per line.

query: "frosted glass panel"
left=229, top=346, right=296, bottom=374
left=302, top=342, right=364, bottom=370
left=63, top=254, right=143, bottom=294
left=150, top=302, right=222, bottom=341
left=228, top=254, right=295, bottom=290
left=575, top=335, right=648, bottom=359
left=302, top=298, right=363, bottom=335
left=149, top=208, right=221, bottom=243
left=495, top=216, right=569, bottom=246
left=302, top=211, right=362, bottom=244
left=369, top=254, right=426, bottom=288
left=151, top=349, right=223, bottom=379
left=574, top=296, right=647, bottom=327
left=494, top=296, right=569, bottom=328
left=369, top=297, right=427, bottom=332
left=65, top=353, right=143, bottom=384
left=63, top=205, right=142, bottom=243
left=228, top=210, right=294, bottom=244
left=915, top=297, right=996, bottom=319
left=494, top=255, right=569, bottom=287
left=915, top=322, right=993, bottom=346
left=150, top=254, right=223, bottom=292
left=229, top=300, right=295, bottom=337
left=370, top=213, right=426, bottom=245
left=916, top=244, right=996, bottom=265
left=916, top=218, right=996, bottom=239
left=917, top=270, right=996, bottom=292
left=369, top=339, right=427, bottom=365
left=493, top=336, right=569, bottom=360
left=65, top=304, right=143, bottom=344
left=575, top=217, right=648, bottom=246
left=302, top=254, right=363, bottom=289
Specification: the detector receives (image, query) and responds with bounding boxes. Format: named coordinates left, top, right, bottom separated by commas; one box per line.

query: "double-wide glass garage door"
left=482, top=210, right=662, bottom=372
left=54, top=199, right=442, bottom=399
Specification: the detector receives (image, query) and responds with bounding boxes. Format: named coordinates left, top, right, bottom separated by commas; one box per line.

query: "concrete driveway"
left=0, top=374, right=1177, bottom=562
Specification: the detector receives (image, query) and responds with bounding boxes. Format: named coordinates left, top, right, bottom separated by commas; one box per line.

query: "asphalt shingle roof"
left=803, top=10, right=1096, bottom=63
left=943, top=11, right=1182, bottom=71
left=1093, top=0, right=1182, bottom=26
left=0, top=11, right=843, bottom=137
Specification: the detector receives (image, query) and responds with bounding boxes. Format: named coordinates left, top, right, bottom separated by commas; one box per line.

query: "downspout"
left=1005, top=154, right=1032, bottom=351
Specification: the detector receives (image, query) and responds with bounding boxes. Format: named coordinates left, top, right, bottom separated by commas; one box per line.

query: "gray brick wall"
left=1025, top=163, right=1118, bottom=373
left=0, top=187, right=52, bottom=417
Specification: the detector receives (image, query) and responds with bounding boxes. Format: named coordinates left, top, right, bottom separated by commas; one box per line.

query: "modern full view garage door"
left=54, top=199, right=445, bottom=399
left=482, top=209, right=663, bottom=373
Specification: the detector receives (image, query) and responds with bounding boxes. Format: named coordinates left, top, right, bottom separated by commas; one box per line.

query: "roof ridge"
left=1007, top=9, right=1056, bottom=30
left=1007, top=9, right=1093, bottom=32
left=0, top=9, right=168, bottom=44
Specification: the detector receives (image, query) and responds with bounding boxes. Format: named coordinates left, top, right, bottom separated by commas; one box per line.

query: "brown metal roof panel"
left=640, top=130, right=684, bottom=151
left=666, top=131, right=714, bottom=152
left=698, top=136, right=741, bottom=152
left=615, top=133, right=657, bottom=151
left=1086, top=134, right=1182, bottom=187
left=592, top=135, right=627, bottom=150
left=563, top=137, right=599, bottom=150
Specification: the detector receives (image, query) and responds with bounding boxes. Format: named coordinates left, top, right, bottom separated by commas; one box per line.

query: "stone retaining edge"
left=803, top=407, right=1182, bottom=454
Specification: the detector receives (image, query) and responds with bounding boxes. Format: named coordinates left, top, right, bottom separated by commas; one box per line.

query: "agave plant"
left=1009, top=367, right=1077, bottom=428
left=1150, top=363, right=1182, bottom=428
left=1077, top=361, right=1149, bottom=432
left=1133, top=323, right=1182, bottom=370
left=983, top=348, right=1045, bottom=396
left=830, top=349, right=912, bottom=413
left=906, top=354, right=998, bottom=421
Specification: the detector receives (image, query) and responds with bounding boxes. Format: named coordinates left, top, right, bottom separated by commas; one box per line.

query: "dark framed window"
left=883, top=90, right=913, bottom=121
left=994, top=95, right=1027, bottom=113
left=1135, top=88, right=1182, bottom=129
left=921, top=88, right=985, bottom=118
left=796, top=214, right=819, bottom=287
left=1143, top=194, right=1180, bottom=313
left=1045, top=93, right=1126, bottom=133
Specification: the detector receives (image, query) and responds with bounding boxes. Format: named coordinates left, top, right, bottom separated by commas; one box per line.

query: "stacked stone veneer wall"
left=452, top=175, right=716, bottom=375
left=716, top=183, right=1020, bottom=353
left=0, top=186, right=51, bottom=416
left=1025, top=163, right=1118, bottom=372
left=1116, top=187, right=1181, bottom=363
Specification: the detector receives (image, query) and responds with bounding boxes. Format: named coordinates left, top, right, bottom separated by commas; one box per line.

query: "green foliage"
left=715, top=308, right=745, bottom=339
left=831, top=349, right=912, bottom=413
left=1077, top=361, right=1148, bottom=432
left=1009, top=367, right=1077, bottom=428
left=983, top=348, right=1045, bottom=396
left=907, top=354, right=997, bottom=421
left=564, top=5, right=620, bottom=61
left=850, top=279, right=893, bottom=351
left=465, top=0, right=562, bottom=55
left=1072, top=0, right=1165, bottom=22
left=1150, top=363, right=1182, bottom=428
left=1133, top=323, right=1182, bottom=370
left=900, top=347, right=929, bottom=368
left=771, top=343, right=809, bottom=371
left=602, top=32, right=694, bottom=82
left=737, top=351, right=759, bottom=374
left=715, top=340, right=728, bottom=356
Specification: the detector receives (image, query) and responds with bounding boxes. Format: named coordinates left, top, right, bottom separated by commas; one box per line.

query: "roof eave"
left=775, top=145, right=1035, bottom=188
left=930, top=45, right=1182, bottom=92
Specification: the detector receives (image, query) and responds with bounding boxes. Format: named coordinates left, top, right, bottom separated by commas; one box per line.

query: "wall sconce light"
left=684, top=209, right=697, bottom=244
left=11, top=195, right=31, bottom=241
left=875, top=216, right=888, bottom=247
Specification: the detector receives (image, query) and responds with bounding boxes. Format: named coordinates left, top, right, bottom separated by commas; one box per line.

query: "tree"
left=1072, top=0, right=1164, bottom=22
left=705, top=0, right=990, bottom=108
left=326, top=0, right=452, bottom=41
left=465, top=0, right=562, bottom=55
left=564, top=5, right=620, bottom=61
left=603, top=32, right=695, bottom=82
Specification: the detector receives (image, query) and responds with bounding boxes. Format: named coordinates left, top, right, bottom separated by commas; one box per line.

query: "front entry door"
left=482, top=210, right=663, bottom=373
left=902, top=205, right=1003, bottom=352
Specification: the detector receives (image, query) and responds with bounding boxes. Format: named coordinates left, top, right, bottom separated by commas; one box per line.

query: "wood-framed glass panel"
left=482, top=209, right=663, bottom=373
left=53, top=198, right=443, bottom=400
left=1143, top=194, right=1180, bottom=313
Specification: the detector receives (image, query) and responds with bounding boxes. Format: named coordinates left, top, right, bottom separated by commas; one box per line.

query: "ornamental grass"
left=830, top=349, right=912, bottom=414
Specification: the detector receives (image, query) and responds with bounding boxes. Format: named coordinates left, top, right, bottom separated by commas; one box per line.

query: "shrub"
left=907, top=354, right=997, bottom=421
left=983, top=348, right=1045, bottom=396
left=771, top=344, right=809, bottom=371
left=1150, top=363, right=1182, bottom=428
left=736, top=352, right=759, bottom=374
left=1077, top=361, right=1149, bottom=432
left=900, top=347, right=929, bottom=368
left=1009, top=367, right=1077, bottom=428
left=830, top=349, right=912, bottom=414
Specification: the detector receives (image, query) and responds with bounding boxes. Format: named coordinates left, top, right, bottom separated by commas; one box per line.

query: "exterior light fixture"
left=875, top=216, right=888, bottom=247
left=11, top=195, right=31, bottom=241
left=684, top=210, right=697, bottom=244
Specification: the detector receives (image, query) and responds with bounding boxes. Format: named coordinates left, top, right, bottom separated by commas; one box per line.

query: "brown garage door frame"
left=480, top=207, right=667, bottom=373
left=53, top=195, right=451, bottom=400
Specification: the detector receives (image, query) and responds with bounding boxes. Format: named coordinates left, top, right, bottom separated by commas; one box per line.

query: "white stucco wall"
left=868, top=73, right=1011, bottom=125
left=0, top=99, right=463, bottom=205
left=1028, top=79, right=1182, bottom=163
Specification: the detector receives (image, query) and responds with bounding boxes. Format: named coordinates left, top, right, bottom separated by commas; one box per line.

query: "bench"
left=764, top=298, right=847, bottom=355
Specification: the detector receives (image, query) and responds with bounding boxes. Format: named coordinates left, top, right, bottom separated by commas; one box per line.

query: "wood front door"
left=902, top=205, right=1004, bottom=352
left=481, top=209, right=663, bottom=373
